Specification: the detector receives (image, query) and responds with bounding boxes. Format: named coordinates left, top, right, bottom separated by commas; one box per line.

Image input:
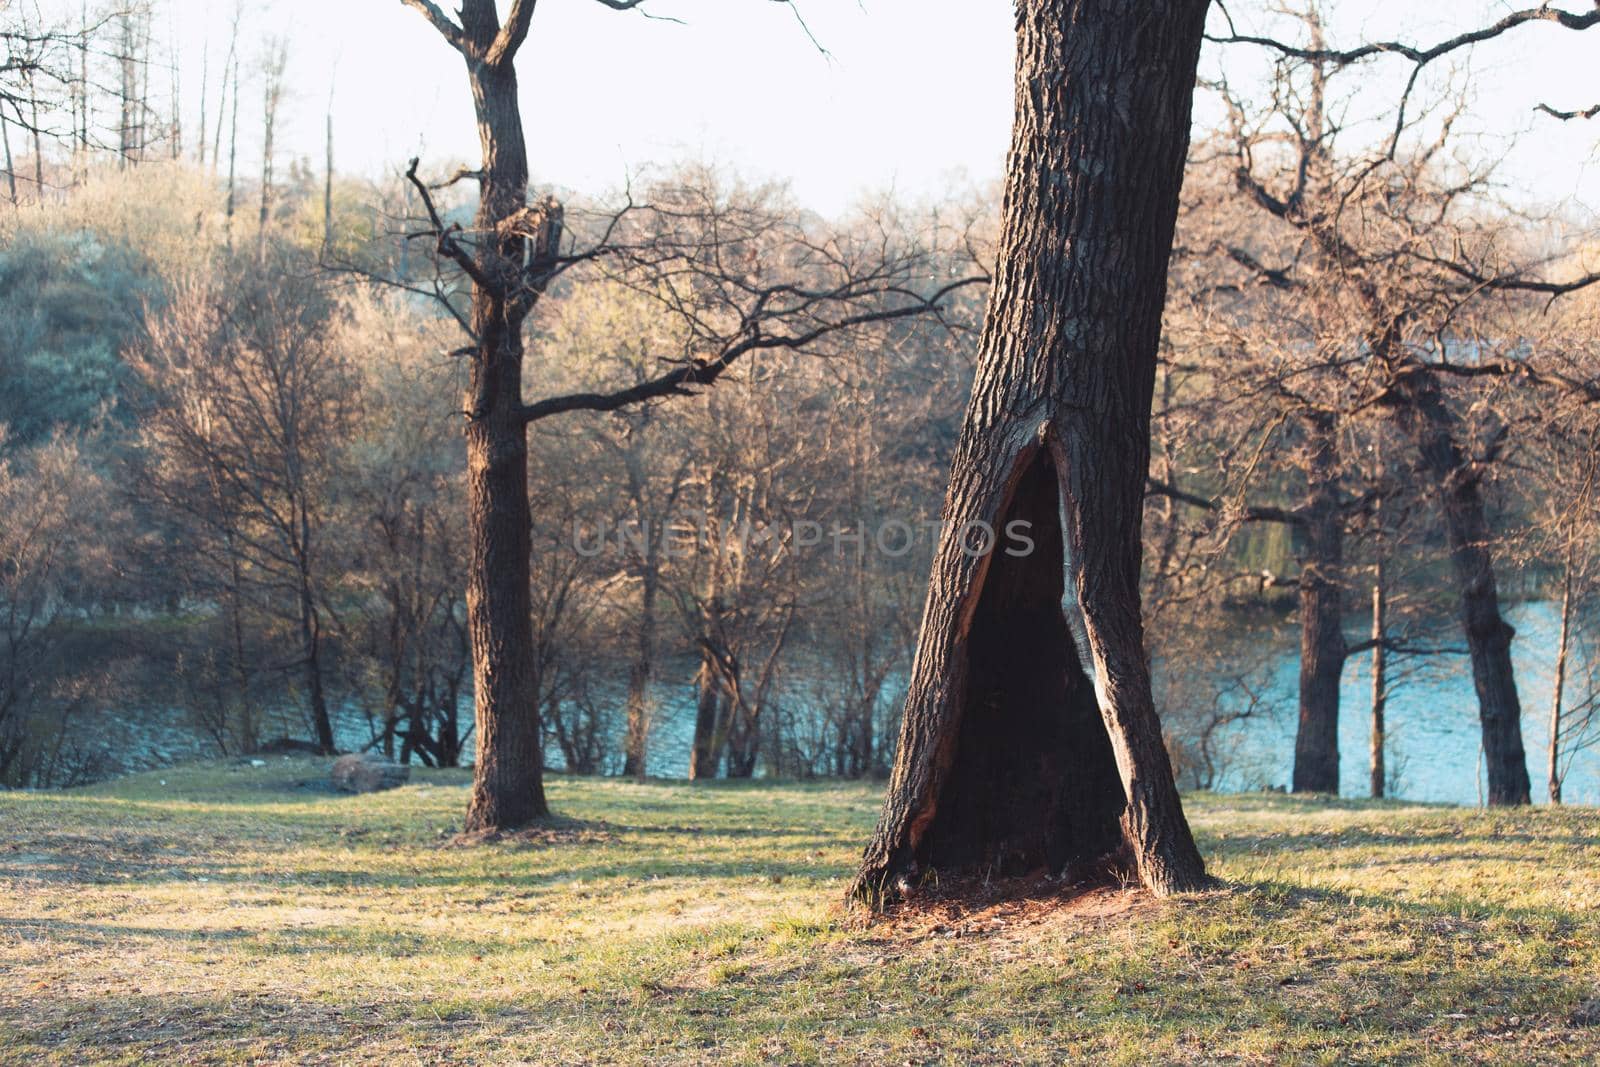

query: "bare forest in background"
left=3, top=0, right=1599, bottom=821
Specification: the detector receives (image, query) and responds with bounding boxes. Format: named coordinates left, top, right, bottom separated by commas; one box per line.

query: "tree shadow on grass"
left=1200, top=823, right=1600, bottom=856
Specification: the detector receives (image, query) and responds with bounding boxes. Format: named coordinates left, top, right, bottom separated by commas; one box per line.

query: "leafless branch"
left=404, top=158, right=498, bottom=295
left=1208, top=5, right=1600, bottom=69
left=520, top=275, right=984, bottom=424
left=487, top=0, right=539, bottom=67
left=1535, top=101, right=1600, bottom=121
left=398, top=0, right=467, bottom=52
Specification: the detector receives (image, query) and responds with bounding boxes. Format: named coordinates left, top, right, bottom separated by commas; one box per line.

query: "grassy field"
left=3, top=760, right=1599, bottom=1064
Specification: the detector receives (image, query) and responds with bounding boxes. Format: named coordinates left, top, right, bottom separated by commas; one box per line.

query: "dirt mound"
left=857, top=871, right=1160, bottom=944
left=442, top=817, right=615, bottom=850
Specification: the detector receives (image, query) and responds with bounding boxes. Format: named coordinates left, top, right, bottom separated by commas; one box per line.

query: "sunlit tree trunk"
left=459, top=46, right=548, bottom=831
left=853, top=0, right=1211, bottom=904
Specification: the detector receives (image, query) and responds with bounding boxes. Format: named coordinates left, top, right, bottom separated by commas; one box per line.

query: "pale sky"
left=51, top=0, right=1600, bottom=216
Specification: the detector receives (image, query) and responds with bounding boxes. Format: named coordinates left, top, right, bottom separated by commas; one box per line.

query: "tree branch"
left=1208, top=6, right=1600, bottom=69
left=399, top=0, right=467, bottom=52
left=487, top=0, right=540, bottom=67
left=404, top=158, right=498, bottom=296
left=520, top=276, right=984, bottom=424
left=1346, top=637, right=1469, bottom=657
left=1415, top=251, right=1600, bottom=298
left=1536, top=101, right=1600, bottom=121
left=1146, top=477, right=1307, bottom=526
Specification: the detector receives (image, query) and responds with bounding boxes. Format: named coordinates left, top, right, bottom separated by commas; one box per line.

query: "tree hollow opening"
left=920, top=448, right=1127, bottom=879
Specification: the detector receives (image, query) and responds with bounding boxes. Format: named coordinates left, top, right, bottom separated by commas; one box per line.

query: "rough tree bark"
left=1293, top=416, right=1346, bottom=793
left=852, top=0, right=1211, bottom=904
left=402, top=0, right=554, bottom=831
left=1391, top=367, right=1531, bottom=805
left=460, top=48, right=548, bottom=831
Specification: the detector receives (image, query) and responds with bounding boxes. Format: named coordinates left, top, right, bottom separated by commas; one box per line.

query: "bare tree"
left=392, top=0, right=972, bottom=832
left=1188, top=2, right=1600, bottom=803
left=132, top=263, right=351, bottom=755
left=2, top=0, right=90, bottom=194
left=0, top=431, right=116, bottom=787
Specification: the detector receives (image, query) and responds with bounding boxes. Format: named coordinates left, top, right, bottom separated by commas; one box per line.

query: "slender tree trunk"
left=225, top=532, right=256, bottom=750
left=689, top=525, right=726, bottom=781
left=1, top=114, right=16, bottom=204
left=323, top=107, right=334, bottom=252
left=1147, top=374, right=1183, bottom=620
left=1370, top=562, right=1387, bottom=798
left=725, top=697, right=759, bottom=779
left=459, top=53, right=548, bottom=832
left=168, top=28, right=181, bottom=160
left=1548, top=542, right=1573, bottom=805
left=688, top=653, right=724, bottom=780
left=258, top=49, right=284, bottom=263
left=1293, top=416, right=1345, bottom=794
left=213, top=24, right=237, bottom=179
left=298, top=562, right=335, bottom=754
left=852, top=0, right=1211, bottom=905
left=621, top=571, right=657, bottom=780
left=28, top=84, right=43, bottom=195
left=119, top=14, right=136, bottom=165
left=440, top=672, right=464, bottom=768
left=76, top=1, right=88, bottom=183
left=225, top=62, right=238, bottom=245
left=1393, top=367, right=1531, bottom=805
left=136, top=9, right=151, bottom=159
left=196, top=39, right=209, bottom=167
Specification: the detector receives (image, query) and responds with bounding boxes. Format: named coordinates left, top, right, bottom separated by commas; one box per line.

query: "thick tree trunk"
left=852, top=0, right=1211, bottom=905
left=463, top=384, right=545, bottom=828
left=1393, top=368, right=1531, bottom=805
left=461, top=55, right=548, bottom=832
left=1293, top=417, right=1345, bottom=794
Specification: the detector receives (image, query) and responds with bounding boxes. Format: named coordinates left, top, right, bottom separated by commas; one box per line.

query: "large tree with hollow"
left=852, top=0, right=1600, bottom=903
left=851, top=0, right=1214, bottom=903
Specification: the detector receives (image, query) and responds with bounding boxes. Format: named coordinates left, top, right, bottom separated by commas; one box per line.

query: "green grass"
left=3, top=760, right=1599, bottom=1064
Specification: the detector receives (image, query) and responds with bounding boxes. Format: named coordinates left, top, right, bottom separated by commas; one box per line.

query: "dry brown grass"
left=3, top=759, right=1599, bottom=1064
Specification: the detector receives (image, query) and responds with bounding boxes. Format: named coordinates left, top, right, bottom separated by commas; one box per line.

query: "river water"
left=73, top=602, right=1597, bottom=806
left=615, top=599, right=1597, bottom=806
left=1203, top=599, right=1598, bottom=805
